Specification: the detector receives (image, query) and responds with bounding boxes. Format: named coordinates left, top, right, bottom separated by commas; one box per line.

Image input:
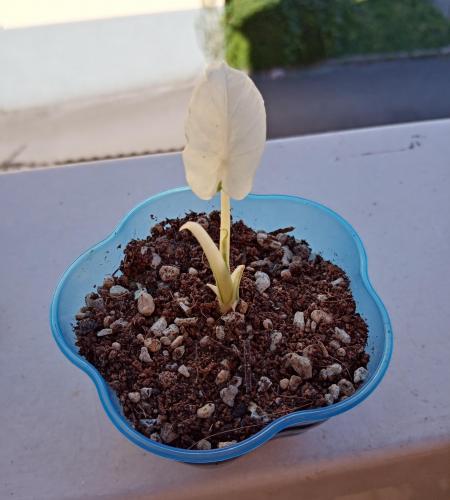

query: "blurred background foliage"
left=224, top=0, right=450, bottom=70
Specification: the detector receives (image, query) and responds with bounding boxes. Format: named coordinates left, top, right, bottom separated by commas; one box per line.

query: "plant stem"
left=220, top=190, right=230, bottom=270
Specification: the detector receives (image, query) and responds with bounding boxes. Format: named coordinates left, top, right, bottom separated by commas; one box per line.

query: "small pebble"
left=197, top=403, right=215, bottom=419
left=150, top=317, right=168, bottom=335
left=109, top=285, right=128, bottom=298
left=140, top=417, right=158, bottom=430
left=285, top=353, right=313, bottom=379
left=161, top=423, right=178, bottom=443
left=163, top=324, right=180, bottom=338
left=331, top=277, right=344, bottom=287
left=85, top=293, right=105, bottom=310
left=128, top=392, right=141, bottom=403
left=197, top=439, right=212, bottom=450
left=76, top=312, right=90, bottom=320
left=215, top=369, right=230, bottom=385
left=170, top=335, right=184, bottom=349
left=162, top=350, right=169, bottom=357
left=137, top=292, right=155, bottom=316
left=229, top=375, right=242, bottom=387
left=293, top=311, right=305, bottom=330
left=215, top=325, right=225, bottom=341
left=221, top=359, right=230, bottom=369
left=145, top=338, right=161, bottom=353
left=338, top=379, right=355, bottom=396
left=111, top=342, right=121, bottom=351
left=329, top=384, right=340, bottom=400
left=310, top=309, right=333, bottom=325
left=310, top=320, right=317, bottom=332
left=178, top=364, right=190, bottom=378
left=172, top=346, right=185, bottom=360
left=97, top=328, right=112, bottom=337
left=270, top=331, right=283, bottom=351
left=320, top=363, right=343, bottom=381
left=206, top=317, right=215, bottom=326
left=237, top=300, right=249, bottom=314
left=281, top=245, right=293, bottom=266
left=257, top=376, right=273, bottom=393
left=139, top=347, right=152, bottom=363
left=255, top=271, right=271, bottom=293
left=279, top=378, right=289, bottom=390
left=336, top=347, right=346, bottom=357
left=110, top=318, right=129, bottom=332
left=324, top=394, right=334, bottom=405
left=220, top=385, right=239, bottom=407
left=276, top=233, right=288, bottom=243
left=263, top=318, right=273, bottom=331
left=256, top=232, right=268, bottom=245
left=329, top=340, right=341, bottom=350
left=334, top=327, right=351, bottom=344
left=280, top=269, right=292, bottom=280
left=159, top=265, right=180, bottom=282
left=140, top=387, right=153, bottom=399
left=354, top=367, right=369, bottom=384
left=160, top=336, right=171, bottom=346
left=317, top=294, right=328, bottom=302
left=218, top=441, right=237, bottom=448
left=151, top=253, right=162, bottom=268
left=248, top=402, right=270, bottom=423
left=150, top=432, right=162, bottom=442
left=289, top=375, right=302, bottom=391
left=188, top=267, right=198, bottom=275
left=199, top=335, right=210, bottom=347
left=197, top=216, right=209, bottom=229
left=136, top=333, right=145, bottom=343
left=221, top=311, right=245, bottom=324
left=174, top=317, right=198, bottom=326
left=102, top=276, right=115, bottom=289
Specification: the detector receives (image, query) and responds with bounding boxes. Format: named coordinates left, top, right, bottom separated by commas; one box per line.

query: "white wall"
left=0, top=9, right=207, bottom=110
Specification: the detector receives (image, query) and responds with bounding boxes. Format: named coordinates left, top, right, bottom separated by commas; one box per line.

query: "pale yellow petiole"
left=180, top=216, right=244, bottom=313
left=220, top=190, right=231, bottom=270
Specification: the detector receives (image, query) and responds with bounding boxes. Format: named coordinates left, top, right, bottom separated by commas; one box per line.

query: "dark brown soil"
left=75, top=211, right=369, bottom=450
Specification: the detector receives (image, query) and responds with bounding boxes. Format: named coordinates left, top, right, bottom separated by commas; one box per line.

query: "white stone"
left=197, top=403, right=215, bottom=418
left=196, top=439, right=212, bottom=450
left=109, top=285, right=128, bottom=297
left=280, top=269, right=292, bottom=280
left=279, top=378, right=289, bottom=390
left=257, top=376, right=272, bottom=393
left=354, top=367, right=369, bottom=384
left=111, top=342, right=121, bottom=350
left=338, top=379, right=355, bottom=397
left=220, top=385, right=239, bottom=407
left=329, top=384, right=340, bottom=400
left=128, top=392, right=140, bottom=403
left=188, top=267, right=198, bottom=275
left=160, top=423, right=178, bottom=443
left=139, top=347, right=152, bottom=363
left=320, top=363, right=343, bottom=381
left=221, top=312, right=244, bottom=324
left=293, top=311, right=305, bottom=330
left=256, top=232, right=268, bottom=245
left=289, top=375, right=302, bottom=391
left=150, top=317, right=167, bottom=335
left=336, top=348, right=346, bottom=357
left=140, top=387, right=153, bottom=399
left=215, top=325, right=225, bottom=340
left=331, top=277, right=344, bottom=287
left=178, top=364, right=190, bottom=378
left=172, top=346, right=185, bottom=360
left=255, top=271, right=270, bottom=293
left=199, top=335, right=210, bottom=347
left=159, top=265, right=180, bottom=282
left=281, top=245, right=293, bottom=266
left=270, top=331, right=283, bottom=352
left=248, top=402, right=269, bottom=423
left=174, top=317, right=198, bottom=326
left=145, top=338, right=161, bottom=353
left=170, top=335, right=184, bottom=349
left=285, top=353, right=313, bottom=379
left=151, top=253, right=162, bottom=268
left=218, top=441, right=237, bottom=448
left=334, top=327, right=351, bottom=344
left=97, top=328, right=112, bottom=337
left=310, top=309, right=333, bottom=324
left=215, top=369, right=230, bottom=385
left=163, top=324, right=180, bottom=338
left=137, top=291, right=155, bottom=316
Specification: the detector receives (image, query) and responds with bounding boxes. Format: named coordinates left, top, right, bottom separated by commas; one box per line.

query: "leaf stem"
left=220, top=190, right=231, bottom=270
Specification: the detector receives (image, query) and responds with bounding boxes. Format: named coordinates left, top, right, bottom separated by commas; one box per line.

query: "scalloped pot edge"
left=50, top=187, right=393, bottom=463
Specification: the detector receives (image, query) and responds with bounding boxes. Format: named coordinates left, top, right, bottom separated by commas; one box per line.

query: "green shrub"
left=225, top=0, right=450, bottom=71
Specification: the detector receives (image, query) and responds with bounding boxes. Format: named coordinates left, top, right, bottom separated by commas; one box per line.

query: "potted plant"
left=51, top=62, right=392, bottom=463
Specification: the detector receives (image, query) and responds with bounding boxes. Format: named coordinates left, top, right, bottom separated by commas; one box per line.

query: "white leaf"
left=183, top=61, right=266, bottom=200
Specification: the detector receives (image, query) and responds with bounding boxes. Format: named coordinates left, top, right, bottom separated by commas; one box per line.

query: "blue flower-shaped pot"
left=50, top=187, right=392, bottom=463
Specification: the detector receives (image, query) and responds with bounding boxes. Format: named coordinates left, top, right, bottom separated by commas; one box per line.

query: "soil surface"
left=75, top=211, right=369, bottom=450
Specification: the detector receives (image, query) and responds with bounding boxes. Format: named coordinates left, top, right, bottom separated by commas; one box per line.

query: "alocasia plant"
left=180, top=61, right=266, bottom=312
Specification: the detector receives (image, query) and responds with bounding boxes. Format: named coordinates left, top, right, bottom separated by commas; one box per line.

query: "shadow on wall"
left=225, top=0, right=450, bottom=71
